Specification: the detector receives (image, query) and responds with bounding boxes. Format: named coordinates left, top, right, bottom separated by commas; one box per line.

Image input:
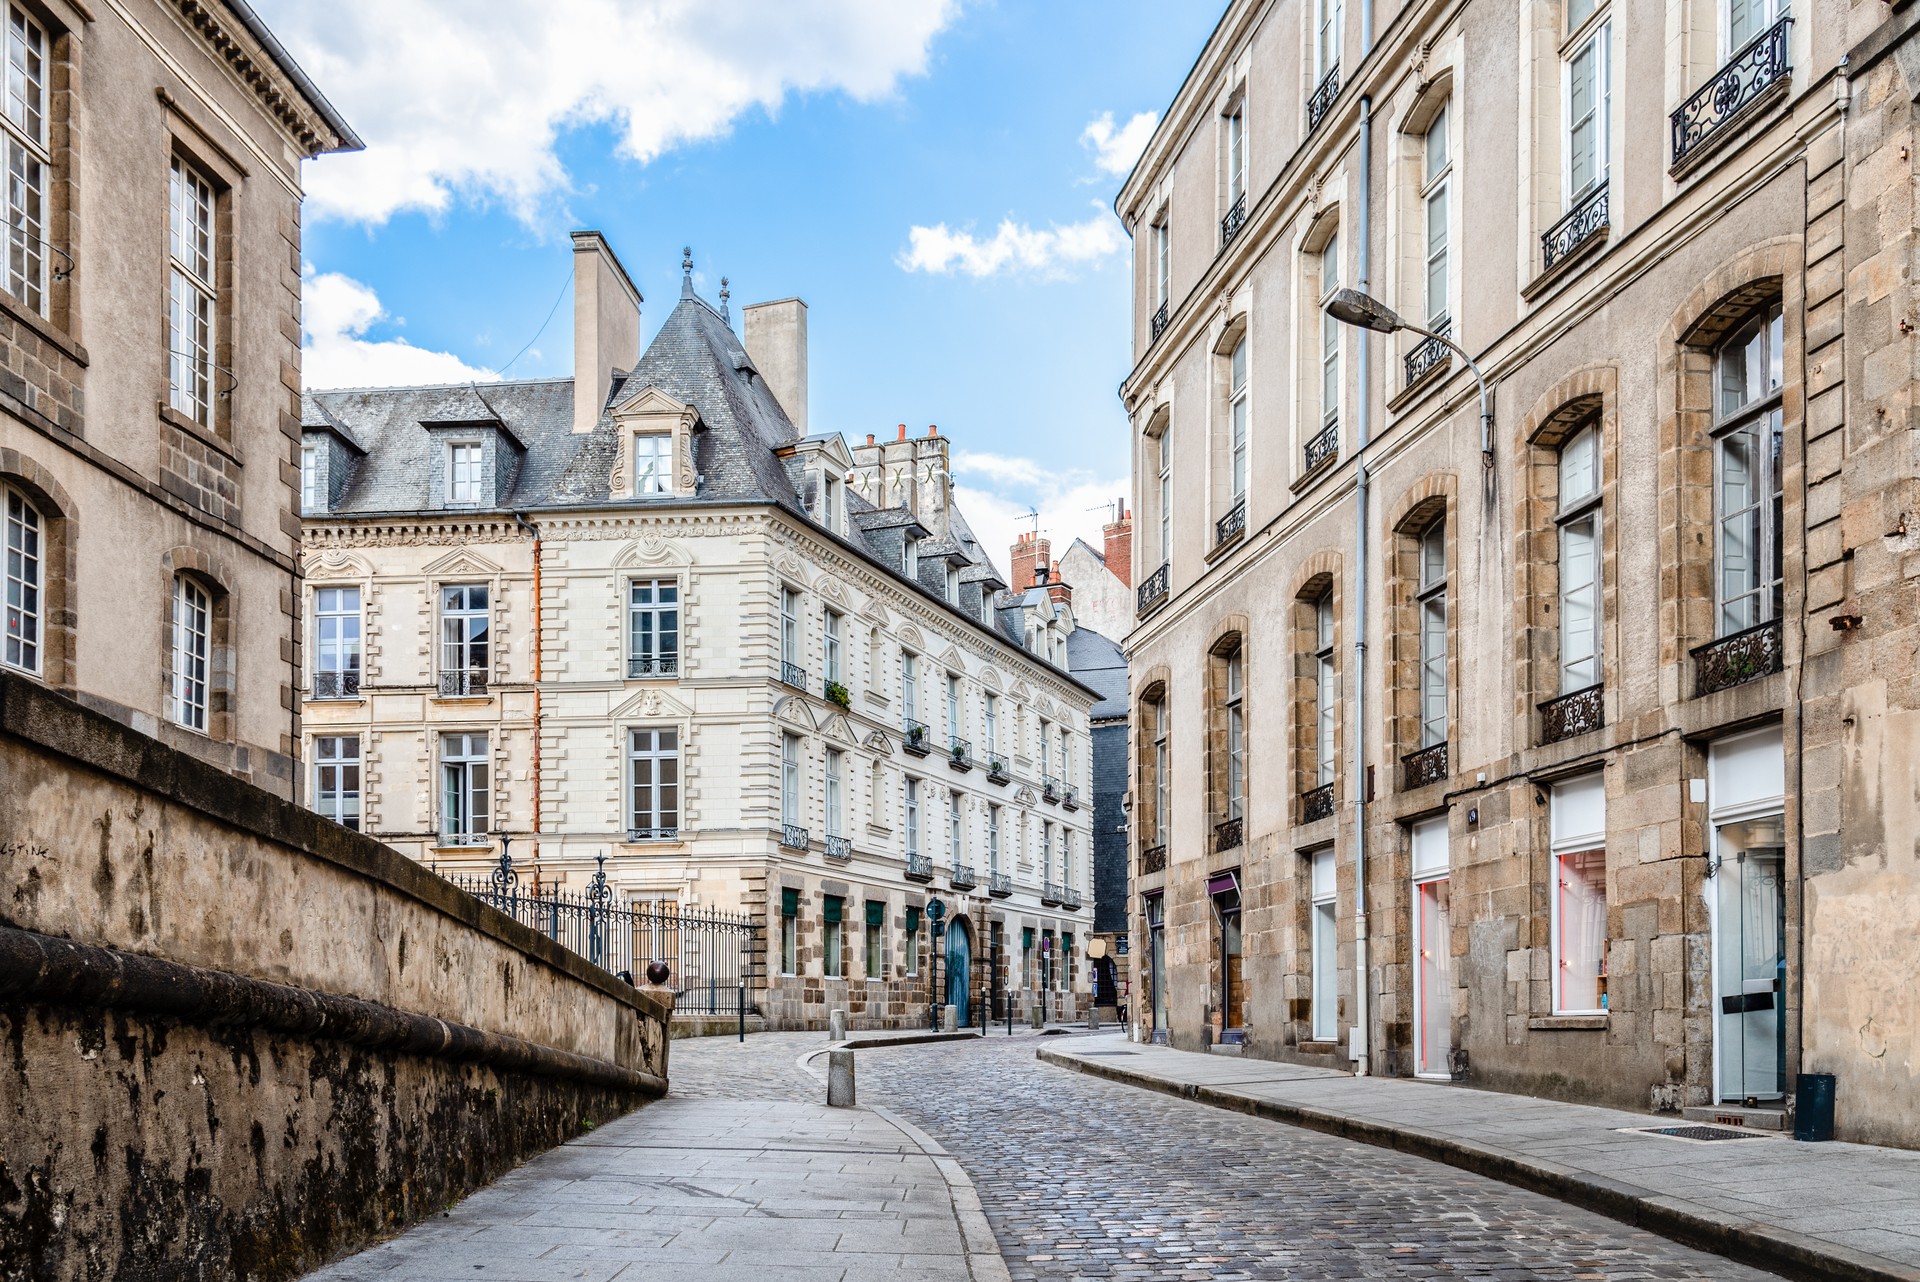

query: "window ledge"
left=303, top=695, right=366, bottom=705
left=1290, top=452, right=1339, bottom=496
left=431, top=842, right=493, bottom=854
left=1203, top=525, right=1245, bottom=564
left=1386, top=357, right=1452, bottom=417
left=1521, top=227, right=1611, bottom=302
left=157, top=401, right=243, bottom=466
left=1529, top=1014, right=1608, bottom=1031
left=0, top=286, right=87, bottom=368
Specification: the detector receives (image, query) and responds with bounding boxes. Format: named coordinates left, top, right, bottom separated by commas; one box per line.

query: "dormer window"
left=447, top=441, right=483, bottom=505
left=300, top=445, right=323, bottom=513
left=635, top=434, right=670, bottom=495
left=945, top=563, right=960, bottom=605
left=819, top=473, right=839, bottom=532
left=904, top=535, right=919, bottom=579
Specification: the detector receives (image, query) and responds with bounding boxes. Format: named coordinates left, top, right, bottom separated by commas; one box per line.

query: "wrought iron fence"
left=947, top=736, right=972, bottom=770
left=1542, top=182, right=1609, bottom=272
left=1671, top=18, right=1791, bottom=171
left=1692, top=619, right=1783, bottom=696
left=1137, top=561, right=1170, bottom=615
left=1401, top=741, right=1449, bottom=791
left=1301, top=781, right=1336, bottom=824
left=1150, top=301, right=1170, bottom=341
left=1062, top=785, right=1079, bottom=811
left=905, top=852, right=934, bottom=882
left=1041, top=881, right=1064, bottom=906
left=780, top=660, right=807, bottom=689
left=950, top=863, right=977, bottom=890
left=1306, top=66, right=1340, bottom=132
left=628, top=654, right=679, bottom=678
left=903, top=718, right=931, bottom=754
left=1140, top=844, right=1168, bottom=875
left=780, top=823, right=810, bottom=851
left=440, top=852, right=761, bottom=1015
left=311, top=669, right=360, bottom=699
left=987, top=754, right=1010, bottom=782
left=1304, top=420, right=1340, bottom=474
left=824, top=834, right=852, bottom=862
left=1042, top=775, right=1061, bottom=802
left=1220, top=193, right=1247, bottom=251
left=438, top=670, right=488, bottom=697
left=1213, top=815, right=1244, bottom=852
left=988, top=871, right=1012, bottom=897
left=1540, top=683, right=1604, bottom=744
left=1216, top=500, right=1246, bottom=546
left=1405, top=324, right=1452, bottom=388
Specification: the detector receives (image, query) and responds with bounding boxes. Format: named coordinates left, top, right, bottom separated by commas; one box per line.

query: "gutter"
left=1351, top=89, right=1373, bottom=1079
left=513, top=512, right=542, bottom=872
left=218, top=0, right=365, bottom=152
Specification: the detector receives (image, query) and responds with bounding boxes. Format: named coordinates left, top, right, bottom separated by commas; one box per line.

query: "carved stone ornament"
left=816, top=575, right=849, bottom=606
left=422, top=546, right=505, bottom=579
left=775, top=553, right=807, bottom=584
left=980, top=666, right=1005, bottom=692
left=1010, top=679, right=1033, bottom=701
left=898, top=623, right=926, bottom=650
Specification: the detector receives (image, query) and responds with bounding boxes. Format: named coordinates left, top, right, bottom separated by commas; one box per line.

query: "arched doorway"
left=945, top=916, right=972, bottom=1025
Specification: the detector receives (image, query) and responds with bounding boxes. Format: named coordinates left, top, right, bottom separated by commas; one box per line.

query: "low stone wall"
left=0, top=674, right=671, bottom=1280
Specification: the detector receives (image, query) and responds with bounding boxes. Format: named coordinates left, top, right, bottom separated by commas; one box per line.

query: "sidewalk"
left=1039, top=1035, right=1920, bottom=1282
left=305, top=1092, right=1009, bottom=1281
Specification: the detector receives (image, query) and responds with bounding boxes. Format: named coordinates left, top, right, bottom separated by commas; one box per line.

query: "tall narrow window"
left=905, top=777, right=920, bottom=855
left=1417, top=520, right=1448, bottom=748
left=628, top=727, right=680, bottom=838
left=818, top=472, right=839, bottom=530
left=300, top=445, right=324, bottom=513
left=823, top=609, right=842, bottom=684
left=825, top=748, right=843, bottom=839
left=948, top=792, right=963, bottom=866
left=988, top=804, right=1001, bottom=872
left=1225, top=105, right=1246, bottom=206
left=780, top=889, right=798, bottom=975
left=1151, top=697, right=1169, bottom=846
left=904, top=534, right=919, bottom=579
left=1151, top=217, right=1170, bottom=309
left=1727, top=0, right=1789, bottom=53
left=3, top=483, right=41, bottom=674
left=1064, top=831, right=1076, bottom=890
left=905, top=905, right=920, bottom=976
left=1422, top=105, right=1451, bottom=332
left=1157, top=428, right=1173, bottom=562
left=1567, top=20, right=1610, bottom=201
left=634, top=434, right=670, bottom=495
left=1320, top=233, right=1341, bottom=429
left=628, top=578, right=680, bottom=677
left=446, top=442, right=483, bottom=505
left=946, top=673, right=961, bottom=745
left=1315, top=593, right=1337, bottom=786
left=1040, top=717, right=1052, bottom=779
left=2, top=7, right=49, bottom=316
left=1559, top=423, right=1601, bottom=692
left=1714, top=306, right=1784, bottom=636
left=781, top=733, right=801, bottom=827
left=1309, top=848, right=1337, bottom=1041
left=985, top=693, right=999, bottom=756
left=1315, top=0, right=1342, bottom=79
left=1411, top=815, right=1452, bottom=1078
left=901, top=651, right=918, bottom=725
left=779, top=586, right=800, bottom=671
left=1551, top=772, right=1609, bottom=1015
left=313, top=735, right=361, bottom=832
left=170, top=575, right=209, bottom=730
left=865, top=901, right=883, bottom=979
left=1229, top=338, right=1249, bottom=505
left=440, top=584, right=489, bottom=695
left=823, top=896, right=843, bottom=977
left=1041, top=821, right=1053, bottom=884
left=312, top=587, right=362, bottom=699
left=439, top=732, right=489, bottom=843
left=1225, top=646, right=1245, bottom=821
left=168, top=157, right=216, bottom=426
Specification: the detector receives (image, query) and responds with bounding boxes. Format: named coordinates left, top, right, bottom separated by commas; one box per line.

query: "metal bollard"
left=829, top=1008, right=847, bottom=1041
left=738, top=982, right=746, bottom=1043
left=826, top=1049, right=856, bottom=1107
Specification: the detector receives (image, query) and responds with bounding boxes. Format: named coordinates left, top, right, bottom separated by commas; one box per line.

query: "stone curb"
left=868, top=1104, right=1014, bottom=1282
left=1037, top=1047, right=1920, bottom=1282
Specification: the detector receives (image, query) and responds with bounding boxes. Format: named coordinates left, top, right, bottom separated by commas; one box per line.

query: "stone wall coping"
left=0, top=672, right=670, bottom=1024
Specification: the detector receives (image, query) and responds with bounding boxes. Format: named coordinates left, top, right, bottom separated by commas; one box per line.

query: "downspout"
left=1352, top=88, right=1373, bottom=1078
left=513, top=512, right=542, bottom=878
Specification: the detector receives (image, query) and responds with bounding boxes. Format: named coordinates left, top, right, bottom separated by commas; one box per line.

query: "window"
left=865, top=901, right=883, bottom=979
left=825, top=748, right=843, bottom=838
left=440, top=584, right=489, bottom=695
left=1410, top=815, right=1452, bottom=1077
left=3, top=483, right=41, bottom=674
left=634, top=433, right=670, bottom=495
left=984, top=693, right=999, bottom=755
left=818, top=472, right=839, bottom=530
left=944, top=562, right=960, bottom=605
left=1151, top=696, right=1169, bottom=846
left=1022, top=926, right=1034, bottom=988
left=1225, top=104, right=1246, bottom=206
left=300, top=445, right=323, bottom=513
left=1315, top=594, right=1337, bottom=786
left=1315, top=0, right=1342, bottom=79
left=1041, top=822, right=1053, bottom=884
left=1151, top=217, right=1170, bottom=309
left=1157, top=427, right=1173, bottom=561
left=1320, top=233, right=1341, bottom=428
left=313, top=735, right=361, bottom=831
left=981, top=803, right=999, bottom=873
left=439, top=732, right=489, bottom=844
left=905, top=777, right=920, bottom=854
left=1064, top=831, right=1075, bottom=889
left=628, top=578, right=679, bottom=676
left=1229, top=338, right=1249, bottom=504
left=780, top=888, right=798, bottom=975
left=628, top=727, right=680, bottom=838
left=1551, top=773, right=1608, bottom=1015
left=781, top=732, right=801, bottom=826
left=1422, top=105, right=1451, bottom=332
left=1040, top=717, right=1052, bottom=778
left=946, top=673, right=961, bottom=743
left=1714, top=306, right=1784, bottom=636
left=170, top=575, right=210, bottom=730
left=905, top=905, right=921, bottom=976
left=1225, top=646, right=1245, bottom=821
left=823, top=609, right=842, bottom=683
left=823, top=896, right=843, bottom=976
left=1566, top=19, right=1610, bottom=201
left=168, top=157, right=217, bottom=426
left=1417, top=520, right=1448, bottom=748
left=1310, top=848, right=1337, bottom=1041
left=901, top=651, right=918, bottom=723
left=780, top=586, right=800, bottom=670
left=1, top=7, right=49, bottom=316
left=904, top=535, right=919, bottom=579
left=1727, top=0, right=1789, bottom=53
left=948, top=792, right=963, bottom=865
left=312, top=586, right=361, bottom=699
left=446, top=441, right=483, bottom=505
left=1558, top=424, right=1601, bottom=691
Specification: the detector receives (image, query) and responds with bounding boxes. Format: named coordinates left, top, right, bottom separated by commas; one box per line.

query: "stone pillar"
left=941, top=1004, right=958, bottom=1032
left=828, top=1008, right=847, bottom=1041
left=826, top=1049, right=855, bottom=1107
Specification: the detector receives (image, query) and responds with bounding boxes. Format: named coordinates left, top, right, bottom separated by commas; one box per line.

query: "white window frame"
left=1410, top=814, right=1452, bottom=1078
left=439, top=583, right=489, bottom=693
left=781, top=732, right=801, bottom=827
left=312, top=586, right=361, bottom=698
left=946, top=673, right=961, bottom=746
left=446, top=440, right=484, bottom=506
left=779, top=585, right=800, bottom=671
left=300, top=445, right=323, bottom=513
left=948, top=792, right=963, bottom=867
left=780, top=898, right=798, bottom=976
left=1225, top=103, right=1246, bottom=206
left=1310, top=848, right=1337, bottom=1041
left=988, top=803, right=1001, bottom=873
left=313, top=734, right=361, bottom=832
left=1, top=6, right=50, bottom=316
left=1157, top=426, right=1173, bottom=562
left=168, top=156, right=217, bottom=426
left=825, top=747, right=843, bottom=839
left=1314, top=0, right=1342, bottom=80
left=1565, top=18, right=1611, bottom=206
left=627, top=726, right=680, bottom=839
left=3, top=481, right=42, bottom=674
left=901, top=650, right=918, bottom=723
left=985, top=693, right=999, bottom=756
left=1151, top=699, right=1169, bottom=847
left=170, top=574, right=210, bottom=731
left=1151, top=216, right=1170, bottom=309
left=1225, top=647, right=1245, bottom=821
left=905, top=776, right=920, bottom=855
left=1713, top=306, right=1785, bottom=637
left=439, top=732, right=490, bottom=844
left=1725, top=0, right=1789, bottom=57
left=1041, top=821, right=1053, bottom=884
left=1550, top=772, right=1609, bottom=1016
left=1315, top=593, right=1337, bottom=787
left=1229, top=337, right=1249, bottom=504
left=628, top=578, right=680, bottom=677
left=823, top=609, right=842, bottom=684
left=1417, top=520, right=1448, bottom=748
left=1320, top=232, right=1341, bottom=429
left=634, top=432, right=670, bottom=495
left=1558, top=423, right=1602, bottom=692
left=904, top=535, right=919, bottom=579
left=1421, top=104, right=1452, bottom=333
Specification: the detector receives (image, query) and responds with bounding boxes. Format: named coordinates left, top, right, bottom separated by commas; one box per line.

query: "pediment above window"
left=608, top=384, right=700, bottom=499
left=423, top=547, right=504, bottom=578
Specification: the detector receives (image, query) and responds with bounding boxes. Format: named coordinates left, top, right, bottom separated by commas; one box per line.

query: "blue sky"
left=257, top=0, right=1223, bottom=573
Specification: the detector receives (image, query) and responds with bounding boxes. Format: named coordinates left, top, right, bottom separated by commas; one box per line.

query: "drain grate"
left=1639, top=1124, right=1767, bottom=1142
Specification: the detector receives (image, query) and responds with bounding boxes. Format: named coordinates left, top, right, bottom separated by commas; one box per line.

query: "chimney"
left=848, top=421, right=952, bottom=537
left=1010, top=531, right=1052, bottom=593
left=1103, top=499, right=1133, bottom=588
left=570, top=230, right=642, bottom=434
left=1045, top=563, right=1073, bottom=610
left=743, top=298, right=809, bottom=434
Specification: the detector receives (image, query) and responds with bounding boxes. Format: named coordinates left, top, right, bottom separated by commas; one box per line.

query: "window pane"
left=1556, top=849, right=1608, bottom=1011
left=1424, top=104, right=1448, bottom=185
left=1425, top=184, right=1448, bottom=327
left=1560, top=514, right=1599, bottom=690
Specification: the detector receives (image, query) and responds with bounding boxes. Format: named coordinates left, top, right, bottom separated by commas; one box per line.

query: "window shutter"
left=865, top=901, right=885, bottom=927
left=1022, top=927, right=1034, bottom=949
left=1063, top=933, right=1074, bottom=954
left=823, top=895, right=843, bottom=924
left=781, top=888, right=799, bottom=917
left=906, top=906, right=921, bottom=933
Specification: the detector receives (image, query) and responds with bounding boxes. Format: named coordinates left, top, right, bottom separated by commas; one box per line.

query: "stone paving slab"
left=1041, top=1034, right=1920, bottom=1282
left=303, top=1095, right=1010, bottom=1282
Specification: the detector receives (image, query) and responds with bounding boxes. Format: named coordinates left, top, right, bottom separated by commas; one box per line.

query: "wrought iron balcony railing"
left=1671, top=18, right=1791, bottom=172
left=824, top=834, right=853, bottom=862
left=1541, top=182, right=1609, bottom=273
left=1405, top=321, right=1451, bottom=389
left=1540, top=683, right=1604, bottom=744
left=779, top=823, right=809, bottom=851
left=1692, top=619, right=1783, bottom=697
left=438, top=831, right=489, bottom=848
left=903, top=719, right=931, bottom=755
left=1140, top=844, right=1168, bottom=875
left=905, top=853, right=934, bottom=882
left=988, top=871, right=1013, bottom=897
left=947, top=736, right=973, bottom=771
left=1304, top=420, right=1339, bottom=475
left=1301, top=781, right=1336, bottom=824
left=1401, top=741, right=1449, bottom=791
left=1062, top=784, right=1079, bottom=812
left=438, top=671, right=488, bottom=697
left=1041, top=881, right=1064, bottom=906
left=950, top=863, right=977, bottom=890
left=1213, top=815, right=1244, bottom=852
left=1216, top=499, right=1246, bottom=547
left=311, top=669, right=360, bottom=699
left=1150, top=300, right=1170, bottom=342
left=1042, top=776, right=1061, bottom=803
left=987, top=755, right=1010, bottom=783
left=1220, top=192, right=1247, bottom=251
left=1306, top=66, right=1340, bottom=132
left=1137, top=561, right=1170, bottom=616
left=780, top=660, right=807, bottom=689
left=628, top=654, right=679, bottom=678
left=626, top=826, right=678, bottom=842
left=1063, top=887, right=1082, bottom=911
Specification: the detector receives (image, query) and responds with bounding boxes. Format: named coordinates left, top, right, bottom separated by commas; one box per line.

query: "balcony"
left=823, top=677, right=851, bottom=711
left=1063, top=887, right=1082, bottom=912
left=1301, top=781, right=1336, bottom=824
left=1541, top=182, right=1609, bottom=274
left=1306, top=66, right=1340, bottom=132
left=950, top=863, right=978, bottom=891
left=437, top=671, right=488, bottom=697
left=1401, top=741, right=1449, bottom=791
left=1150, top=300, right=1170, bottom=342
left=780, top=660, right=807, bottom=690
left=824, top=834, right=853, bottom=863
left=438, top=831, right=489, bottom=848
left=1137, top=561, right=1170, bottom=616
left=1042, top=776, right=1061, bottom=804
left=947, top=736, right=973, bottom=772
left=1215, top=500, right=1246, bottom=548
left=780, top=823, right=809, bottom=851
left=1540, top=683, right=1604, bottom=744
left=1219, top=192, right=1247, bottom=252
left=987, top=755, right=1010, bottom=784
left=628, top=654, right=679, bottom=678
left=905, top=852, right=934, bottom=883
left=1670, top=18, right=1792, bottom=173
left=1041, top=881, right=1064, bottom=907
left=903, top=719, right=932, bottom=755
left=311, top=670, right=360, bottom=699
left=1213, top=816, right=1244, bottom=853
left=988, top=871, right=1013, bottom=898
left=1304, top=420, right=1339, bottom=476
left=1140, top=844, right=1168, bottom=875
left=1404, top=322, right=1451, bottom=390
left=626, top=826, right=678, bottom=842
left=1062, top=784, right=1079, bottom=812
left=1692, top=619, right=1783, bottom=697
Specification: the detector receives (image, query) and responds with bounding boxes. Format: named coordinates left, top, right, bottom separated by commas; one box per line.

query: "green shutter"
left=906, top=906, right=921, bottom=933
left=866, top=900, right=885, bottom=927
left=823, top=895, right=843, bottom=923
left=1022, top=927, right=1034, bottom=949
left=781, top=888, right=799, bottom=917
left=1064, top=933, right=1075, bottom=953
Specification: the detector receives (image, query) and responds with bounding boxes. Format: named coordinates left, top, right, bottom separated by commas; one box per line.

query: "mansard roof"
left=1065, top=626, right=1128, bottom=721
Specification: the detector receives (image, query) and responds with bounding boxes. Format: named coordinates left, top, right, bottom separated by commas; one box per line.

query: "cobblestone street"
left=672, top=1032, right=1778, bottom=1281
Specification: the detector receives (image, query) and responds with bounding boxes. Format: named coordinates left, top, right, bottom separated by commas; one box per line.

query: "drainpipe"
left=513, top=512, right=542, bottom=873
left=1351, top=92, right=1374, bottom=1078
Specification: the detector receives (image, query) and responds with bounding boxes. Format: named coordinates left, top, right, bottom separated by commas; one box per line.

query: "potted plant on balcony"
left=824, top=679, right=851, bottom=710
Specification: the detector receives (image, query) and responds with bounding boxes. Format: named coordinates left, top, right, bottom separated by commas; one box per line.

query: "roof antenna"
left=719, top=276, right=730, bottom=326
left=681, top=246, right=694, bottom=299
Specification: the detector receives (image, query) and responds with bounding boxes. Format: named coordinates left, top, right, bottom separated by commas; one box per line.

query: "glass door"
left=1411, top=816, right=1453, bottom=1078
left=1714, top=819, right=1786, bottom=1102
left=1216, top=888, right=1244, bottom=1036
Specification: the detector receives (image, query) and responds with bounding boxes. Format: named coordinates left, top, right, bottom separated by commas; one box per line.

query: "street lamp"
left=1322, top=287, right=1494, bottom=467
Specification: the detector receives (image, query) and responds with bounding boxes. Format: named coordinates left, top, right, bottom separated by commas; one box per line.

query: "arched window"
left=1557, top=422, right=1601, bottom=692
left=4, top=483, right=42, bottom=674
left=1713, top=305, right=1784, bottom=636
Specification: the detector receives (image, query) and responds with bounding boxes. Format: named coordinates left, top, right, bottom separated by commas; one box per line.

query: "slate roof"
left=1065, top=626, right=1128, bottom=721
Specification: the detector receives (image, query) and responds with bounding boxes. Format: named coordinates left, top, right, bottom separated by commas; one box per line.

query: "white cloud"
left=255, top=0, right=959, bottom=225
left=1080, top=110, right=1158, bottom=177
left=302, top=270, right=498, bottom=389
left=897, top=209, right=1124, bottom=278
left=950, top=452, right=1126, bottom=585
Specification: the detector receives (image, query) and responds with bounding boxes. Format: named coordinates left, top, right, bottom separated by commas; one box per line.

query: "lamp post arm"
left=1401, top=320, right=1494, bottom=466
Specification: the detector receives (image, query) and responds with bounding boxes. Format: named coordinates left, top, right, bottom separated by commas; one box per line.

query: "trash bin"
left=1794, top=1072, right=1836, bottom=1142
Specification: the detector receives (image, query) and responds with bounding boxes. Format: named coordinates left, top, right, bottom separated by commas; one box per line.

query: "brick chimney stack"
left=1103, top=500, right=1133, bottom=588
left=1010, top=531, right=1051, bottom=591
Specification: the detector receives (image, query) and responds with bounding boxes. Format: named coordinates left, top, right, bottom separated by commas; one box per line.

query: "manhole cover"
left=1638, top=1125, right=1766, bottom=1142
left=1078, top=1050, right=1138, bottom=1057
